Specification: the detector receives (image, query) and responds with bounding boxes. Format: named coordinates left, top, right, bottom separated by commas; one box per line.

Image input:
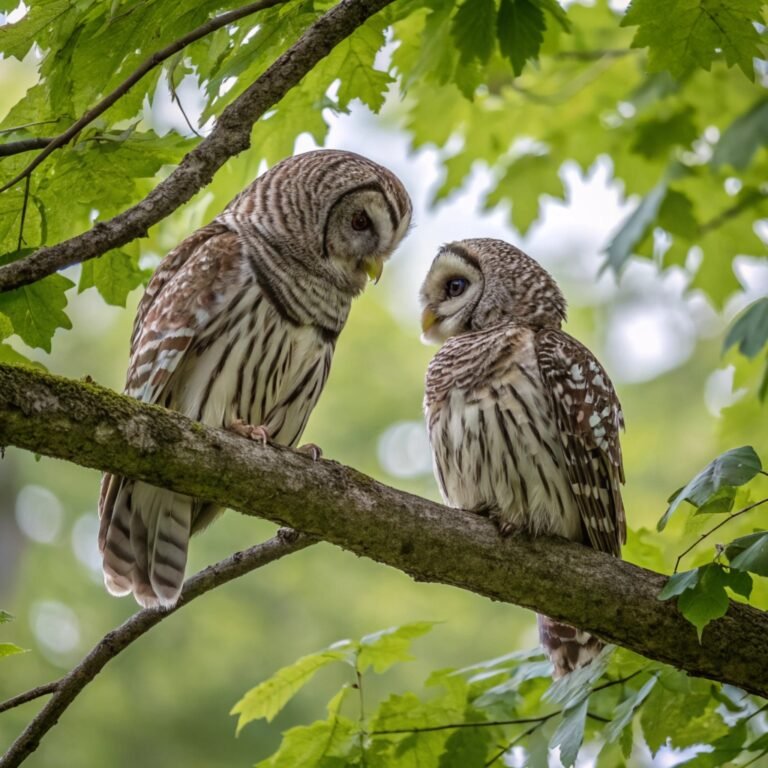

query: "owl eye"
left=351, top=210, right=372, bottom=231
left=445, top=277, right=468, bottom=298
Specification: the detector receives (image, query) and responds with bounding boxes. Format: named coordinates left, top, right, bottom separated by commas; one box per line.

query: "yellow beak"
left=363, top=256, right=384, bottom=284
left=421, top=307, right=438, bottom=334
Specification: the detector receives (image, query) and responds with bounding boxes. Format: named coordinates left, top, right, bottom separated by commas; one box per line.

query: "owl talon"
left=229, top=419, right=270, bottom=446
left=297, top=443, right=322, bottom=461
left=490, top=514, right=516, bottom=538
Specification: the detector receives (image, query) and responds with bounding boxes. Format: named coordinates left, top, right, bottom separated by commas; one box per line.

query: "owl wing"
left=125, top=222, right=241, bottom=404
left=535, top=329, right=626, bottom=556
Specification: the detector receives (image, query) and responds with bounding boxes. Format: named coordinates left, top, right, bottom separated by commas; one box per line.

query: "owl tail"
left=537, top=614, right=602, bottom=678
left=99, top=477, right=192, bottom=609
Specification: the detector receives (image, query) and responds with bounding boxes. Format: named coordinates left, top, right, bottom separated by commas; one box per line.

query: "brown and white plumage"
left=99, top=150, right=412, bottom=609
left=421, top=238, right=625, bottom=677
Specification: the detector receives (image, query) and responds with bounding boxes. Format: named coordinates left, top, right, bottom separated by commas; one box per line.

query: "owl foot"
left=297, top=443, right=323, bottom=461
left=489, top=513, right=516, bottom=538
left=229, top=419, right=270, bottom=446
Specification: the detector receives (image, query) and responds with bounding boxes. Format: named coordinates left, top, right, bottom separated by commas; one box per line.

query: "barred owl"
left=99, top=150, right=412, bottom=609
left=421, top=238, right=625, bottom=677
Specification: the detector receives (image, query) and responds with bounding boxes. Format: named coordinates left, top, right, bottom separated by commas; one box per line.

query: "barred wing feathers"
left=535, top=329, right=626, bottom=556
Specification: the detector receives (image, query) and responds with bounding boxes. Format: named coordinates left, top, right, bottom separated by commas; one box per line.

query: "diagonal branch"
left=0, top=0, right=398, bottom=294
left=0, top=530, right=313, bottom=768
left=0, top=363, right=766, bottom=700
left=0, top=139, right=55, bottom=158
left=0, top=0, right=286, bottom=194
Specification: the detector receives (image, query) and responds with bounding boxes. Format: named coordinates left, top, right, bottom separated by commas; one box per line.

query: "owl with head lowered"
left=420, top=238, right=626, bottom=677
left=99, top=150, right=412, bottom=609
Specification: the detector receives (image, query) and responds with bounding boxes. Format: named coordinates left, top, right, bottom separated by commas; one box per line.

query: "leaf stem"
left=673, top=497, right=768, bottom=573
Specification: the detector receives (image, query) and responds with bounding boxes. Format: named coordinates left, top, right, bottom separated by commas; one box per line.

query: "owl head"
left=226, top=150, right=413, bottom=297
left=420, top=238, right=567, bottom=344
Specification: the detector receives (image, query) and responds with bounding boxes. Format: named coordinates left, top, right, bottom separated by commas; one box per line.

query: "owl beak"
left=363, top=256, right=385, bottom=284
left=421, top=307, right=438, bottom=334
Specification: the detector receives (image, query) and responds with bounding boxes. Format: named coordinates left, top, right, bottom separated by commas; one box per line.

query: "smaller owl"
left=421, top=238, right=626, bottom=677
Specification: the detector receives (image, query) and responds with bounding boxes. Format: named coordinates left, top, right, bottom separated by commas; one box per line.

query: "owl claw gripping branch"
left=98, top=150, right=412, bottom=610
left=421, top=238, right=626, bottom=678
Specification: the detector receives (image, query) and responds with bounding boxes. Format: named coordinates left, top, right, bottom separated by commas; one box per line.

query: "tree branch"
left=0, top=530, right=313, bottom=768
left=0, top=0, right=398, bottom=294
left=0, top=139, right=55, bottom=158
left=0, top=364, right=766, bottom=700
left=0, top=0, right=286, bottom=194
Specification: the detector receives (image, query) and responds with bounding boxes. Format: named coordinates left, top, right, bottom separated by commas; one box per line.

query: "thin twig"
left=699, top=189, right=766, bottom=235
left=355, top=661, right=367, bottom=768
left=0, top=139, right=56, bottom=159
left=554, top=49, right=636, bottom=60
left=0, top=0, right=286, bottom=194
left=0, top=530, right=314, bottom=768
left=15, top=175, right=30, bottom=252
left=0, top=683, right=58, bottom=716
left=484, top=717, right=555, bottom=767
left=0, top=0, right=400, bottom=294
left=673, top=498, right=768, bottom=573
left=0, top=121, right=60, bottom=136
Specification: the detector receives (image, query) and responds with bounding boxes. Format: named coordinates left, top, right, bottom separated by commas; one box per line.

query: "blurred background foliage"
left=0, top=0, right=766, bottom=765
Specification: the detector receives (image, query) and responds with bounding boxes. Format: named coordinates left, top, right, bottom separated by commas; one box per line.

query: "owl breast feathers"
left=99, top=150, right=412, bottom=609
left=421, top=238, right=626, bottom=677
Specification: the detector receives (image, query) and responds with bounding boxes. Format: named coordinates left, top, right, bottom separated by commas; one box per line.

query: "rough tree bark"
left=0, top=362, right=766, bottom=700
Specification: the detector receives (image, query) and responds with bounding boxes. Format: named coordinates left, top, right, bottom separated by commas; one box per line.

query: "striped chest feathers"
left=425, top=325, right=582, bottom=540
left=170, top=281, right=332, bottom=447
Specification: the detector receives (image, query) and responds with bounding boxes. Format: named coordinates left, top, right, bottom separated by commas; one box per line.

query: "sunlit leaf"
left=231, top=647, right=352, bottom=732
left=602, top=675, right=657, bottom=747
left=357, top=621, right=436, bottom=674
left=452, top=0, right=497, bottom=64
left=677, top=564, right=730, bottom=640
left=658, top=568, right=700, bottom=601
left=0, top=642, right=27, bottom=658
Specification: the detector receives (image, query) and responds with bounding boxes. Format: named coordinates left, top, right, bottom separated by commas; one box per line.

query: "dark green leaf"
left=658, top=446, right=762, bottom=530
left=497, top=0, right=546, bottom=76
left=452, top=0, right=497, bottom=64
left=722, top=567, right=752, bottom=599
left=78, top=250, right=148, bottom=307
left=537, top=0, right=570, bottom=31
left=723, top=298, right=768, bottom=359
left=0, top=0, right=74, bottom=61
left=677, top=564, right=730, bottom=640
left=550, top=696, right=588, bottom=768
left=657, top=189, right=699, bottom=240
left=438, top=725, right=492, bottom=768
left=726, top=531, right=768, bottom=576
left=632, top=107, right=698, bottom=159
left=711, top=97, right=768, bottom=170
left=0, top=273, right=74, bottom=352
left=622, top=0, right=763, bottom=81
left=658, top=568, right=700, bottom=601
left=0, top=610, right=13, bottom=623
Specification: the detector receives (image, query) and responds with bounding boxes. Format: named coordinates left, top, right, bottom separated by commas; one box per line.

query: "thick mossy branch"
left=0, top=362, right=767, bottom=698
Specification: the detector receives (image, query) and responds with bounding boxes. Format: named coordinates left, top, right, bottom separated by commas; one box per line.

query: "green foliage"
left=656, top=446, right=766, bottom=637
left=238, top=627, right=764, bottom=767
left=658, top=445, right=762, bottom=530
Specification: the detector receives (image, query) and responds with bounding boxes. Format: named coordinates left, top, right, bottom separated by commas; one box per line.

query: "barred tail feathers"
left=537, top=614, right=602, bottom=678
left=99, top=479, right=192, bottom=609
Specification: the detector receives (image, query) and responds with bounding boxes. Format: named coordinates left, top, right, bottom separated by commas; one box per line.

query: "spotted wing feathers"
left=535, top=329, right=626, bottom=556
